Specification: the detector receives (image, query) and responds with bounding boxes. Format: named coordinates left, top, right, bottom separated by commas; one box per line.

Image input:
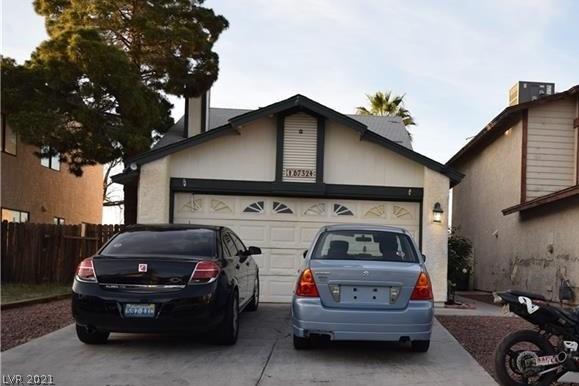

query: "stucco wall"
left=170, top=118, right=277, bottom=181
left=324, top=121, right=424, bottom=187
left=452, top=116, right=579, bottom=302
left=1, top=141, right=103, bottom=224
left=137, top=157, right=170, bottom=223
left=422, top=167, right=450, bottom=302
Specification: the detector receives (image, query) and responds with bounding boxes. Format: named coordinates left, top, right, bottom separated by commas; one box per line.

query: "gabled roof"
left=115, top=94, right=462, bottom=185
left=447, top=84, right=579, bottom=167
left=154, top=107, right=413, bottom=150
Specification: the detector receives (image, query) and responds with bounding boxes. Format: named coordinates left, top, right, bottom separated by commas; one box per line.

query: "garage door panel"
left=237, top=224, right=267, bottom=244
left=174, top=193, right=420, bottom=303
left=263, top=276, right=297, bottom=303
left=268, top=250, right=301, bottom=275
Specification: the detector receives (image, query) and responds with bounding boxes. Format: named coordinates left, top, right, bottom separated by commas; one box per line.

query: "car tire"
left=246, top=277, right=259, bottom=312
left=411, top=340, right=430, bottom=353
left=293, top=335, right=311, bottom=350
left=215, top=291, right=239, bottom=345
left=75, top=324, right=109, bottom=344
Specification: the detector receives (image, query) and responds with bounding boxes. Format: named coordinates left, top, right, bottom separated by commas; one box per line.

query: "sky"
left=2, top=0, right=579, bottom=223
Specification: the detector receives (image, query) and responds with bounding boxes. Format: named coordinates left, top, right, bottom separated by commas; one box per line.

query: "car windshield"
left=311, top=230, right=418, bottom=263
left=100, top=229, right=216, bottom=257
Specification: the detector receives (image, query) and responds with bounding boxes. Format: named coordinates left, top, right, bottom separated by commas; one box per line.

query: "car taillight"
left=295, top=268, right=319, bottom=297
left=76, top=257, right=97, bottom=282
left=410, top=272, right=433, bottom=301
left=189, top=261, right=220, bottom=284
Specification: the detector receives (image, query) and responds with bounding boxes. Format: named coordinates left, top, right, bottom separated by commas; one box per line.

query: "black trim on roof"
left=229, top=94, right=366, bottom=132
left=114, top=94, right=464, bottom=185
left=361, top=130, right=464, bottom=185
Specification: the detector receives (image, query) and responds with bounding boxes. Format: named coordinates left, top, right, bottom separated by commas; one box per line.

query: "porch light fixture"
left=433, top=202, right=444, bottom=223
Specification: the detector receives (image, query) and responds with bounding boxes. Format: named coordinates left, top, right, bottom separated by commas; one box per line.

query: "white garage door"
left=173, top=194, right=420, bottom=302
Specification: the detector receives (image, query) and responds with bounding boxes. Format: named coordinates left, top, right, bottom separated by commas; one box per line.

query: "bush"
left=448, top=228, right=473, bottom=291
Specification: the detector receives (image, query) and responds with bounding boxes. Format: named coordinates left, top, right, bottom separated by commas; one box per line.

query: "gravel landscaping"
left=1, top=299, right=73, bottom=351
left=437, top=315, right=532, bottom=381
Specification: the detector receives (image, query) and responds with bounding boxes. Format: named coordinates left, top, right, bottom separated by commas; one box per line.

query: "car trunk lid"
left=309, top=259, right=422, bottom=310
left=93, top=255, right=204, bottom=288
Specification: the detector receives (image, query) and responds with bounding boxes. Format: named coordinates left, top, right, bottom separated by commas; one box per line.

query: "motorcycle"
left=493, top=290, right=579, bottom=386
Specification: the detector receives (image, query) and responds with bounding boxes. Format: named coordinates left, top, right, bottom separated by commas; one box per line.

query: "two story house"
left=1, top=115, right=103, bottom=224
left=448, top=82, right=579, bottom=303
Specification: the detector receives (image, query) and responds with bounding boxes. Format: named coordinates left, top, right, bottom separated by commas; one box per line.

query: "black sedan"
left=72, top=224, right=261, bottom=345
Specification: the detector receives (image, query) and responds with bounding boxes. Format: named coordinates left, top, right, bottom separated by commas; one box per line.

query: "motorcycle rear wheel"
left=494, top=330, right=559, bottom=386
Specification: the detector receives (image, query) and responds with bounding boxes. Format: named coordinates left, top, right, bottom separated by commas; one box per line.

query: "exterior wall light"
left=433, top=202, right=444, bottom=223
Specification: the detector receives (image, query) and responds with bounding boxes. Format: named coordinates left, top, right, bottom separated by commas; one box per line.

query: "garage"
left=114, top=93, right=463, bottom=302
left=173, top=193, right=420, bottom=302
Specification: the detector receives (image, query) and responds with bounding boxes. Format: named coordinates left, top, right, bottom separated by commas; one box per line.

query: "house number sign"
left=283, top=168, right=316, bottom=178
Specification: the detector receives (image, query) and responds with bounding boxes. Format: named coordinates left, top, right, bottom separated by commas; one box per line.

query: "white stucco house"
left=113, top=93, right=463, bottom=302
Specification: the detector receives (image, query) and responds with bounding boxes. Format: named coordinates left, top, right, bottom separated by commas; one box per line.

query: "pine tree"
left=1, top=0, right=228, bottom=223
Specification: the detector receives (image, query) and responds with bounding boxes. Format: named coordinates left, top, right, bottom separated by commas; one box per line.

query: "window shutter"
left=282, top=113, right=317, bottom=183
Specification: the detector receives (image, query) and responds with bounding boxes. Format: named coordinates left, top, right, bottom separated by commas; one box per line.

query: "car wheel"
left=411, top=340, right=430, bottom=353
left=246, top=277, right=259, bottom=312
left=215, top=292, right=239, bottom=345
left=75, top=324, right=109, bottom=344
left=293, top=334, right=311, bottom=350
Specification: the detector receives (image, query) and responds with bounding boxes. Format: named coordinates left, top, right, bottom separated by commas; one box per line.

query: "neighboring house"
left=1, top=115, right=103, bottom=225
left=113, top=93, right=463, bottom=302
left=448, top=82, right=579, bottom=303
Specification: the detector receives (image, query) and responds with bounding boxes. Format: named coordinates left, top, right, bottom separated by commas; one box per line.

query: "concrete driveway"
left=2, top=304, right=496, bottom=386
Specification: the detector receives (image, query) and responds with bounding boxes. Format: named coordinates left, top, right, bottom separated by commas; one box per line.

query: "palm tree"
left=356, top=91, right=416, bottom=140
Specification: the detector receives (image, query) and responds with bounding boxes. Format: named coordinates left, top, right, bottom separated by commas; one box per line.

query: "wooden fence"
left=1, top=222, right=124, bottom=284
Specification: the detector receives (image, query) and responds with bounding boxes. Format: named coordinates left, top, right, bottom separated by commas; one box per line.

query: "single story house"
left=448, top=82, right=579, bottom=303
left=113, top=93, right=463, bottom=302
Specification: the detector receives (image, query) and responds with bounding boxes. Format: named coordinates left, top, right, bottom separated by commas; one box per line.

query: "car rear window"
left=101, top=229, right=216, bottom=257
left=311, top=230, right=418, bottom=263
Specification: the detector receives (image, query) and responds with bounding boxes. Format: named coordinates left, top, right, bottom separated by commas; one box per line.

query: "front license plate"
left=124, top=303, right=155, bottom=318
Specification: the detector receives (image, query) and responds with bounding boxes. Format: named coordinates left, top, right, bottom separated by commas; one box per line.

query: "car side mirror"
left=247, top=246, right=262, bottom=255
left=422, top=253, right=427, bottom=262
left=303, top=249, right=308, bottom=259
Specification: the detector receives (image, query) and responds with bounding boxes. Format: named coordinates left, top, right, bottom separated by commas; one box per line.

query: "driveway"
left=1, top=304, right=496, bottom=386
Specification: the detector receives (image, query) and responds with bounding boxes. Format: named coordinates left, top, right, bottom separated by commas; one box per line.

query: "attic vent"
left=282, top=113, right=317, bottom=183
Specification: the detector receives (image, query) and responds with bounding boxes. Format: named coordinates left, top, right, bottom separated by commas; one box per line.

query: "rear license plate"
left=535, top=355, right=559, bottom=366
left=341, top=286, right=390, bottom=304
left=124, top=303, right=155, bottom=318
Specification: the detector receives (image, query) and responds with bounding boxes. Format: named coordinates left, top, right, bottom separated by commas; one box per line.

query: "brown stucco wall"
left=452, top=113, right=579, bottom=303
left=1, top=140, right=103, bottom=224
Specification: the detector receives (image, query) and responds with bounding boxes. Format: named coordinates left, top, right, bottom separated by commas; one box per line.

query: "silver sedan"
left=291, top=224, right=434, bottom=352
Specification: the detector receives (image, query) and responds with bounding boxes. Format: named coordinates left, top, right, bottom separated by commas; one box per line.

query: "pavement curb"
left=1, top=293, right=72, bottom=310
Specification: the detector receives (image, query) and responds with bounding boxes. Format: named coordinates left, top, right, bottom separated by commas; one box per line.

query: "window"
left=222, top=232, right=239, bottom=256
left=243, top=201, right=264, bottom=214
left=230, top=232, right=247, bottom=254
left=273, top=201, right=293, bottom=214
left=100, top=229, right=216, bottom=257
left=333, top=204, right=353, bottom=216
left=40, top=145, right=60, bottom=171
left=311, top=230, right=418, bottom=263
left=53, top=217, right=65, bottom=225
left=1, top=115, right=17, bottom=155
left=1, top=208, right=29, bottom=223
